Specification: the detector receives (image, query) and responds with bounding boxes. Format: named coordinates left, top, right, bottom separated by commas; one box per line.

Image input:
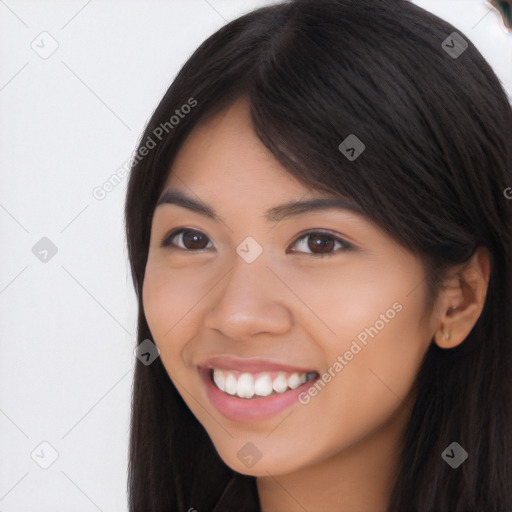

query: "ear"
left=433, top=246, right=491, bottom=348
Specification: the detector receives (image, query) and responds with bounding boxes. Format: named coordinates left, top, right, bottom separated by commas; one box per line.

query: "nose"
left=203, top=252, right=293, bottom=339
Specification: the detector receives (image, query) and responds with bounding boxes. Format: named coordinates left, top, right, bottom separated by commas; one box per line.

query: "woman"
left=124, top=0, right=512, bottom=510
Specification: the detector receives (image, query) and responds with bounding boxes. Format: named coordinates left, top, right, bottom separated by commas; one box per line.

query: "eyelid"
left=160, top=227, right=355, bottom=254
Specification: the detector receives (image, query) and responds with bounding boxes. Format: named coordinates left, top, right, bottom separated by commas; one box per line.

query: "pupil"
left=309, top=234, right=334, bottom=253
left=184, top=230, right=207, bottom=249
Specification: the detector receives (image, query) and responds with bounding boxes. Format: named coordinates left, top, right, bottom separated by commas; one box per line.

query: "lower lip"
left=199, top=367, right=319, bottom=423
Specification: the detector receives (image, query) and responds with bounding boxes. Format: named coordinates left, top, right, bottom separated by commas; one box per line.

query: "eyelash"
left=160, top=228, right=354, bottom=257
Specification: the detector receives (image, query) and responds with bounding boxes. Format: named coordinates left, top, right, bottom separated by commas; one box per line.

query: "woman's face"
left=143, top=99, right=437, bottom=476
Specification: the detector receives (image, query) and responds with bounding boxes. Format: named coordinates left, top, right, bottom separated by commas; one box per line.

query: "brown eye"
left=161, top=228, right=353, bottom=257
left=289, top=231, right=353, bottom=256
left=162, top=229, right=212, bottom=250
left=307, top=234, right=335, bottom=253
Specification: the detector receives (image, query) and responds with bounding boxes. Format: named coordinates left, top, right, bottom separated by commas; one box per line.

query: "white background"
left=0, top=1, right=510, bottom=510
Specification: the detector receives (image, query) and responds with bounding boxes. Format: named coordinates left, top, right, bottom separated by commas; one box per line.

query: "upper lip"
left=199, top=355, right=318, bottom=374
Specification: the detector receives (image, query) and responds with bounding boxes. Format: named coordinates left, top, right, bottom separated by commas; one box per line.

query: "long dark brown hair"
left=124, top=0, right=512, bottom=509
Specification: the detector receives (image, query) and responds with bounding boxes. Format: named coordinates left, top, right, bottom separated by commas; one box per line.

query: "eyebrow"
left=155, top=188, right=363, bottom=223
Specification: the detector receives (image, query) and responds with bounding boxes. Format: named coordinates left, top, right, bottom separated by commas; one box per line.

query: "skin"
left=142, top=98, right=490, bottom=512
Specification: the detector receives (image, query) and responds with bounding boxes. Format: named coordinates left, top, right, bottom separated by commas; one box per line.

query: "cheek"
left=311, top=309, right=427, bottom=457
left=142, top=261, right=205, bottom=358
left=244, top=312, right=428, bottom=475
left=281, top=256, right=423, bottom=345
left=280, top=259, right=429, bottom=433
left=324, top=309, right=428, bottom=405
left=306, top=283, right=429, bottom=445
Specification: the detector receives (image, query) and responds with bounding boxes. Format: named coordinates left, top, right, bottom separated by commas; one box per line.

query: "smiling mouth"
left=210, top=368, right=319, bottom=399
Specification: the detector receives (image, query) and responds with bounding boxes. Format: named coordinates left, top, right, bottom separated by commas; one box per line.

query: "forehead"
left=163, top=98, right=310, bottom=197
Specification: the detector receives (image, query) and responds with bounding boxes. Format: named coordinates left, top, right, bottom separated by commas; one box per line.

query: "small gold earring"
left=444, top=331, right=451, bottom=340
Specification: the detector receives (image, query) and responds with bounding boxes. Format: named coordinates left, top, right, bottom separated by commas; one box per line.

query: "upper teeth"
left=212, top=369, right=316, bottom=399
